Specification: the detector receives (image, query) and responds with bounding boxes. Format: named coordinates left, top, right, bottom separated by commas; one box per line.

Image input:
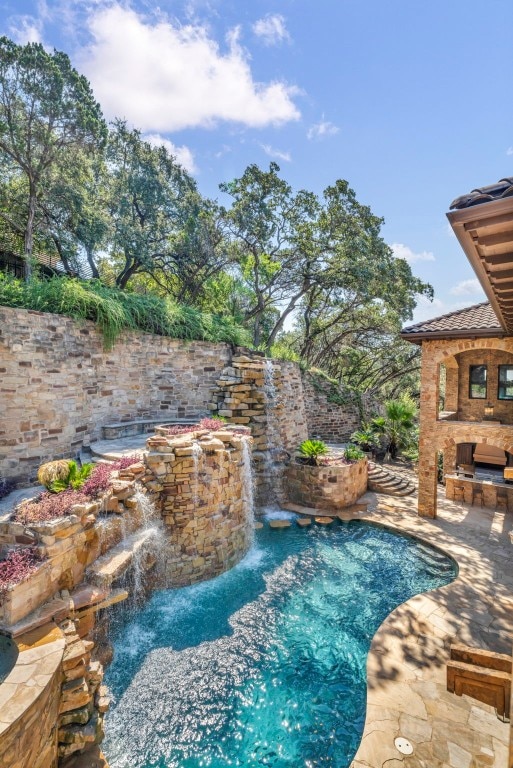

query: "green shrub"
left=298, top=439, right=329, bottom=466
left=343, top=444, right=366, bottom=462
left=43, top=460, right=94, bottom=493
left=0, top=274, right=251, bottom=349
left=350, top=424, right=380, bottom=453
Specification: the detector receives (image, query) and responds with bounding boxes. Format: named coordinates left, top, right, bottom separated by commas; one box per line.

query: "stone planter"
left=285, top=458, right=368, bottom=510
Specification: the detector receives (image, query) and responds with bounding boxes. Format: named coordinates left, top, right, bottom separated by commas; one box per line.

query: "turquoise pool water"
left=103, top=521, right=456, bottom=768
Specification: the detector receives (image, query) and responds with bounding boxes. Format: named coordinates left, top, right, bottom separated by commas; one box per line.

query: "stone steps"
left=86, top=528, right=157, bottom=588
left=367, top=462, right=416, bottom=497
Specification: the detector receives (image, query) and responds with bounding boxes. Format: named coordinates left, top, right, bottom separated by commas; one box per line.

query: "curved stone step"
left=367, top=462, right=416, bottom=497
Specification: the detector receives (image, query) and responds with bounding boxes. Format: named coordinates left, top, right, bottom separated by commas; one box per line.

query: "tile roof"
left=450, top=177, right=513, bottom=210
left=401, top=302, right=504, bottom=341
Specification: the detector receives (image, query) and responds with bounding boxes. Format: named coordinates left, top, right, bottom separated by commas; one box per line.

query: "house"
left=401, top=177, right=513, bottom=518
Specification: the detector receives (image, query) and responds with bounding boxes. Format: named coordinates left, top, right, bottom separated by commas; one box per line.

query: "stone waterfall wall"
left=143, top=428, right=254, bottom=585
left=210, top=353, right=308, bottom=505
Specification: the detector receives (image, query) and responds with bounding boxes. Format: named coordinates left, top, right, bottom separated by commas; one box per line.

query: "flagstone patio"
left=348, top=484, right=513, bottom=768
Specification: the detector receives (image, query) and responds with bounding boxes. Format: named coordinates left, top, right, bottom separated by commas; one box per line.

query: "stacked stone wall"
left=300, top=373, right=379, bottom=443
left=286, top=459, right=368, bottom=510
left=144, top=428, right=254, bottom=585
left=0, top=307, right=231, bottom=485
left=210, top=354, right=308, bottom=504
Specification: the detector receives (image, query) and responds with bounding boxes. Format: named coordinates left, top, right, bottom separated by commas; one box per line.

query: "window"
left=469, top=365, right=487, bottom=399
left=498, top=365, right=513, bottom=400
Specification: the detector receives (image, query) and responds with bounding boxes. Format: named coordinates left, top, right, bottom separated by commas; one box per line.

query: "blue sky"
left=1, top=0, right=513, bottom=323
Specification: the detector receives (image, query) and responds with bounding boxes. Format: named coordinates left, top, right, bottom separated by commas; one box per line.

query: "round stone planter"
left=285, top=458, right=368, bottom=510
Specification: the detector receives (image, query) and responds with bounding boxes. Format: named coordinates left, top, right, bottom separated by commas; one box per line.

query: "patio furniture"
left=496, top=488, right=510, bottom=512
left=453, top=483, right=465, bottom=502
left=447, top=644, right=511, bottom=721
left=472, top=486, right=484, bottom=507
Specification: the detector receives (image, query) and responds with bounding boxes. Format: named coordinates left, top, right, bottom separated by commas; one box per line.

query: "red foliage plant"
left=14, top=456, right=142, bottom=523
left=81, top=455, right=142, bottom=498
left=14, top=489, right=88, bottom=524
left=0, top=547, right=42, bottom=596
left=166, top=417, right=226, bottom=436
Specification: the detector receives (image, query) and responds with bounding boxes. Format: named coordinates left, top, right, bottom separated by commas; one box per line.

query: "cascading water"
left=241, top=439, right=255, bottom=544
left=119, top=487, right=166, bottom=604
left=262, top=359, right=282, bottom=504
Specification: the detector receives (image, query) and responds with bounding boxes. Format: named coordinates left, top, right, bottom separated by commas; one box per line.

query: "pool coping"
left=346, top=490, right=512, bottom=768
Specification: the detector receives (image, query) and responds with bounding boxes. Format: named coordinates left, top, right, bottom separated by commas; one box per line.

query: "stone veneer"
left=211, top=354, right=308, bottom=504
left=0, top=306, right=231, bottom=485
left=301, top=372, right=362, bottom=442
left=286, top=459, right=368, bottom=510
left=0, top=308, right=363, bottom=488
left=417, top=336, right=513, bottom=518
left=144, top=428, right=254, bottom=586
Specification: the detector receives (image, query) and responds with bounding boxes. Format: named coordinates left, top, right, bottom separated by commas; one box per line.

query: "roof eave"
left=447, top=197, right=513, bottom=332
left=400, top=327, right=507, bottom=344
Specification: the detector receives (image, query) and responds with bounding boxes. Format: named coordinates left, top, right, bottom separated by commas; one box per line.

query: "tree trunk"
left=23, top=181, right=37, bottom=281
left=85, top=246, right=100, bottom=279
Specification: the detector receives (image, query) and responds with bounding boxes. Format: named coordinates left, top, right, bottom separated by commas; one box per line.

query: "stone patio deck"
left=348, top=485, right=512, bottom=768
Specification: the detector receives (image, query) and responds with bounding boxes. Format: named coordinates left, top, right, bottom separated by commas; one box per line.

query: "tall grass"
left=0, top=274, right=251, bottom=349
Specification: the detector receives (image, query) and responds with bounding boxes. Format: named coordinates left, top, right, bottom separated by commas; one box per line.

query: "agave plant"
left=298, top=439, right=329, bottom=466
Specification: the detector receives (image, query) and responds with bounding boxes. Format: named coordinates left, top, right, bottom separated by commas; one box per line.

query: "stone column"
left=417, top=344, right=439, bottom=518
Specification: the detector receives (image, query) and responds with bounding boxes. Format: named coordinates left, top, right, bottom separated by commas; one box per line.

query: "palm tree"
left=372, top=395, right=417, bottom=459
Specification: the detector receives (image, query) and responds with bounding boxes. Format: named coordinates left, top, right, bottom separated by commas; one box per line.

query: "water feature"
left=241, top=439, right=255, bottom=540
left=107, top=488, right=167, bottom=603
left=262, top=359, right=283, bottom=502
left=103, top=521, right=456, bottom=768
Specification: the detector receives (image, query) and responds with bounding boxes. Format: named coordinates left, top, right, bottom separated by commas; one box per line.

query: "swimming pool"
left=103, top=521, right=456, bottom=768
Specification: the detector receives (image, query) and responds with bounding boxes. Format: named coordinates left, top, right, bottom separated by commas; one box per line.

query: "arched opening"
left=438, top=348, right=513, bottom=425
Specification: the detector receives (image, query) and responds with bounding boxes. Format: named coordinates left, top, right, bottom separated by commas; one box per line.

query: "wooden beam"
left=483, top=253, right=513, bottom=268
left=490, top=270, right=513, bottom=283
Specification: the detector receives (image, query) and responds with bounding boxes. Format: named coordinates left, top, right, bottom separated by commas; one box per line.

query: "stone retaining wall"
left=0, top=307, right=231, bottom=485
left=286, top=459, right=368, bottom=510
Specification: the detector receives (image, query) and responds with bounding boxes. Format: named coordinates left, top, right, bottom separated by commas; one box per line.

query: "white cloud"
left=411, top=295, right=445, bottom=323
left=391, top=243, right=435, bottom=263
left=8, top=15, right=44, bottom=44
left=144, top=133, right=197, bottom=174
left=307, top=120, right=339, bottom=140
left=507, top=147, right=513, bottom=156
left=450, top=278, right=484, bottom=296
left=253, top=14, right=290, bottom=46
left=78, top=4, right=300, bottom=132
left=260, top=143, right=291, bottom=162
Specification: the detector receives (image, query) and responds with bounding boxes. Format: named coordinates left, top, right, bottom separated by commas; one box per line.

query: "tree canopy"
left=0, top=36, right=435, bottom=402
